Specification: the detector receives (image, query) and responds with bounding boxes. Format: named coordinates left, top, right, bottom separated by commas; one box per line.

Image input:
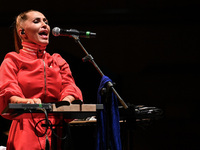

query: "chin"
left=38, top=40, right=49, bottom=46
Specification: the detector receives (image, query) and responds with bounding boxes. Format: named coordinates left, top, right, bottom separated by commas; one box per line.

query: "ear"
left=18, top=28, right=27, bottom=39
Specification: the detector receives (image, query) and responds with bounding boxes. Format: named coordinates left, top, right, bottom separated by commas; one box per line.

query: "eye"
left=32, top=18, right=49, bottom=25
left=43, top=19, right=49, bottom=25
left=44, top=21, right=48, bottom=25
left=33, top=18, right=40, bottom=24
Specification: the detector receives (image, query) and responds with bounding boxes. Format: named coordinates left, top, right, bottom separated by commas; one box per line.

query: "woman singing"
left=0, top=10, right=83, bottom=150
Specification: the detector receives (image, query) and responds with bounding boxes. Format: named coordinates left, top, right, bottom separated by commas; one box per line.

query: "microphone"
left=52, top=27, right=96, bottom=38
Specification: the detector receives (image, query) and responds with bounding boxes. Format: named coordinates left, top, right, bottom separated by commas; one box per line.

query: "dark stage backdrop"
left=0, top=0, right=200, bottom=149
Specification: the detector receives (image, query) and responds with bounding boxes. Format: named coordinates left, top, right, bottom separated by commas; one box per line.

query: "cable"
left=30, top=110, right=43, bottom=150
left=34, top=119, right=50, bottom=137
left=52, top=122, right=68, bottom=140
left=31, top=108, right=69, bottom=149
left=36, top=108, right=50, bottom=150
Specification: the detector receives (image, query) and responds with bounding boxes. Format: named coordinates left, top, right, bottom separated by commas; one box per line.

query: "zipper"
left=42, top=59, right=47, bottom=96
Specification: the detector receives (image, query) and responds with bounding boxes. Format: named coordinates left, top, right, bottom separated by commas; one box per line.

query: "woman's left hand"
left=62, top=95, right=75, bottom=104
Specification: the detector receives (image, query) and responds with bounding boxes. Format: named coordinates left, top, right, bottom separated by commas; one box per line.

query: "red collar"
left=21, top=42, right=46, bottom=58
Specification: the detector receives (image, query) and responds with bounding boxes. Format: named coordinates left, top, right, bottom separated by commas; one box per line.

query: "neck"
left=22, top=42, right=46, bottom=51
left=21, top=42, right=46, bottom=58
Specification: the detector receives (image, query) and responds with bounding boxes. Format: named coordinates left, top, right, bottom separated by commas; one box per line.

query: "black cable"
left=30, top=110, right=43, bottom=150
left=31, top=108, right=69, bottom=149
left=36, top=108, right=50, bottom=150
left=34, top=119, right=50, bottom=137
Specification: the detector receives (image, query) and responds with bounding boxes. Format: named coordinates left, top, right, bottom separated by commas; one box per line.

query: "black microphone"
left=52, top=27, right=96, bottom=38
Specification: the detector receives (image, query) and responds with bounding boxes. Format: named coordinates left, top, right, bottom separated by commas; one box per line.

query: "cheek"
left=28, top=30, right=38, bottom=38
left=48, top=26, right=51, bottom=33
left=25, top=26, right=39, bottom=38
left=26, top=30, right=41, bottom=43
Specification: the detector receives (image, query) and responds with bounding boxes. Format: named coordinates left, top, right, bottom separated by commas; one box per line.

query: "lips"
left=38, top=30, right=49, bottom=39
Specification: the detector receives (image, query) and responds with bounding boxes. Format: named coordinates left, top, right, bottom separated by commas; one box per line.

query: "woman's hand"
left=62, top=95, right=75, bottom=104
left=10, top=96, right=42, bottom=104
left=27, top=98, right=41, bottom=104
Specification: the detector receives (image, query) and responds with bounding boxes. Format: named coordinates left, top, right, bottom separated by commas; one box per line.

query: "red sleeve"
left=0, top=53, right=25, bottom=114
left=53, top=54, right=83, bottom=101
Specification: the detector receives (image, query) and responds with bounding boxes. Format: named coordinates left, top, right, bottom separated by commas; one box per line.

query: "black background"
left=0, top=0, right=200, bottom=149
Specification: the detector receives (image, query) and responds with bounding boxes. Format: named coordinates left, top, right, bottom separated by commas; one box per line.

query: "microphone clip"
left=82, top=54, right=94, bottom=62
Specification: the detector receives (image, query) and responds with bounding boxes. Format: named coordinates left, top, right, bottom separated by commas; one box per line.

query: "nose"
left=41, top=22, right=47, bottom=28
left=41, top=20, right=50, bottom=32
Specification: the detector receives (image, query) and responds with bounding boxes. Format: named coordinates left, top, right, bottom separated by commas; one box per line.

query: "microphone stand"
left=71, top=35, right=128, bottom=109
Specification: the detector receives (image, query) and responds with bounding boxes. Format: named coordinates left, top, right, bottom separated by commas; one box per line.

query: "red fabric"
left=0, top=42, right=83, bottom=150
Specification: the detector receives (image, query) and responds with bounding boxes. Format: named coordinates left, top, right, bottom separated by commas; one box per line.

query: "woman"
left=0, top=10, right=83, bottom=150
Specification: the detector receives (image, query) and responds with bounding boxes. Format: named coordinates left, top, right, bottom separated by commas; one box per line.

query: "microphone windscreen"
left=52, top=27, right=60, bottom=36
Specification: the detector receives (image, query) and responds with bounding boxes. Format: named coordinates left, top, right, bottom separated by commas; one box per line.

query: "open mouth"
left=38, top=30, right=49, bottom=39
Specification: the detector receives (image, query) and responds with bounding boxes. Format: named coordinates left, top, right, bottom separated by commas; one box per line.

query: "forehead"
left=26, top=11, right=46, bottom=20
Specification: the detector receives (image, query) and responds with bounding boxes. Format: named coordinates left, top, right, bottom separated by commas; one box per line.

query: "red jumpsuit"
left=0, top=42, right=83, bottom=150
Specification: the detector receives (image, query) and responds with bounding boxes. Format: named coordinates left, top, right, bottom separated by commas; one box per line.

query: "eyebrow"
left=33, top=17, right=48, bottom=22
